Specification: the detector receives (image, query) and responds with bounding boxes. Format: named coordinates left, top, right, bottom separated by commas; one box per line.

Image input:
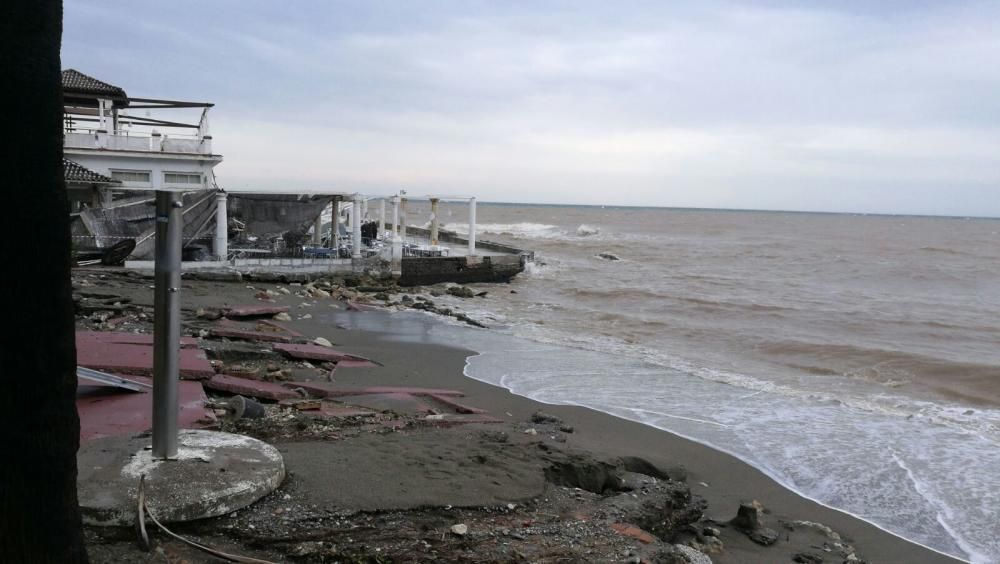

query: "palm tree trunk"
left=0, top=1, right=89, bottom=561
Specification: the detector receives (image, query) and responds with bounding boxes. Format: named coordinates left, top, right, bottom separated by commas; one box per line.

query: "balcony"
left=65, top=130, right=213, bottom=155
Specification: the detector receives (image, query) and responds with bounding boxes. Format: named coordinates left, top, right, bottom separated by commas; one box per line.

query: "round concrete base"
left=78, top=429, right=285, bottom=526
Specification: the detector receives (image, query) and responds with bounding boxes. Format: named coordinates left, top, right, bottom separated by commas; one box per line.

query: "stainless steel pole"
left=152, top=191, right=183, bottom=459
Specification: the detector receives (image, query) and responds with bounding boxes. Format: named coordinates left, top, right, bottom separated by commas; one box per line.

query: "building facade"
left=62, top=69, right=223, bottom=205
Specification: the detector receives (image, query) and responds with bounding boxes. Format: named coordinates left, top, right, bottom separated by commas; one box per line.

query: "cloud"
left=62, top=1, right=1000, bottom=215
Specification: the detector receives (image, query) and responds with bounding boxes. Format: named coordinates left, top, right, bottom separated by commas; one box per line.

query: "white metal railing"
left=64, top=129, right=211, bottom=155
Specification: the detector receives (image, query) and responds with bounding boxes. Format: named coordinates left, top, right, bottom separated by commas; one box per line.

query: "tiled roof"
left=63, top=159, right=119, bottom=185
left=62, top=69, right=128, bottom=102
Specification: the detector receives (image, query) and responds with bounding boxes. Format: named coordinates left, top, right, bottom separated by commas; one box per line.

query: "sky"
left=63, top=1, right=1000, bottom=216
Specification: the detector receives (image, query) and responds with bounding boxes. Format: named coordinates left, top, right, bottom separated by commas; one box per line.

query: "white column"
left=312, top=205, right=324, bottom=245
left=330, top=200, right=340, bottom=252
left=378, top=199, right=386, bottom=239
left=391, top=237, right=403, bottom=277
left=399, top=198, right=408, bottom=242
left=97, top=99, right=108, bottom=131
left=430, top=198, right=440, bottom=247
left=391, top=196, right=400, bottom=237
left=215, top=191, right=228, bottom=261
left=468, top=197, right=477, bottom=256
left=352, top=195, right=363, bottom=259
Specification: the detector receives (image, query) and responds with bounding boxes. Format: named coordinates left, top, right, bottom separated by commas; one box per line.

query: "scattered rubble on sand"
left=73, top=269, right=870, bottom=564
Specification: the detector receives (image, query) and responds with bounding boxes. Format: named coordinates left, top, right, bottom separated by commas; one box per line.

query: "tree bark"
left=0, top=1, right=88, bottom=562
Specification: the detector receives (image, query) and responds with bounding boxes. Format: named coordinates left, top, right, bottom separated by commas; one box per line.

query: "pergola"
left=384, top=192, right=478, bottom=256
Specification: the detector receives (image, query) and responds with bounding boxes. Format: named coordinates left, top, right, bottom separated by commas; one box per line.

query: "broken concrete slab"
left=283, top=382, right=465, bottom=399
left=76, top=331, right=215, bottom=380
left=209, top=326, right=300, bottom=343
left=278, top=398, right=323, bottom=410
left=426, top=393, right=488, bottom=414
left=224, top=304, right=290, bottom=319
left=335, top=359, right=380, bottom=368
left=272, top=343, right=380, bottom=366
left=300, top=402, right=376, bottom=419
left=78, top=430, right=285, bottom=525
left=204, top=374, right=304, bottom=401
left=77, top=376, right=215, bottom=442
left=338, top=392, right=436, bottom=414
left=256, top=319, right=303, bottom=337
left=78, top=332, right=199, bottom=348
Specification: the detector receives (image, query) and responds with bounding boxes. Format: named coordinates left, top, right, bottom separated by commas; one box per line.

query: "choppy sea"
left=356, top=202, right=1000, bottom=562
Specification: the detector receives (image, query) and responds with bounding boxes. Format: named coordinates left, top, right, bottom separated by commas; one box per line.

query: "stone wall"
left=399, top=254, right=525, bottom=286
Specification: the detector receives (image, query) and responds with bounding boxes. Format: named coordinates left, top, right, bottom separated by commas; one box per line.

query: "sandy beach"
left=77, top=270, right=964, bottom=563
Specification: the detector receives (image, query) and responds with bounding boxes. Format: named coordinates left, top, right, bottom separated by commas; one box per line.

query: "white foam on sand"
left=442, top=322, right=996, bottom=563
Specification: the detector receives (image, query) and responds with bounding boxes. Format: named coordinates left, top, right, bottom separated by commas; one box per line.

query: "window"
left=164, top=172, right=203, bottom=185
left=110, top=170, right=151, bottom=183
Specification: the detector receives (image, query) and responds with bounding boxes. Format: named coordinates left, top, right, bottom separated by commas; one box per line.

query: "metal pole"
left=152, top=191, right=183, bottom=459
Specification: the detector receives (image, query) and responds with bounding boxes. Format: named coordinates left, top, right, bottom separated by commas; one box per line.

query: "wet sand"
left=290, top=310, right=964, bottom=564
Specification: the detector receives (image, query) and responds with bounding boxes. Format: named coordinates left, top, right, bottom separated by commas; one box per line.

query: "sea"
left=355, top=202, right=1000, bottom=563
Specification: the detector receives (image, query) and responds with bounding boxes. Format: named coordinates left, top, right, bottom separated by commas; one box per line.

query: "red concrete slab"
left=76, top=331, right=199, bottom=348
left=256, top=319, right=304, bottom=337
left=338, top=392, right=435, bottom=414
left=225, top=305, right=290, bottom=319
left=76, top=331, right=215, bottom=380
left=204, top=374, right=303, bottom=401
left=209, top=327, right=300, bottom=343
left=334, top=359, right=380, bottom=369
left=283, top=382, right=465, bottom=399
left=302, top=402, right=377, bottom=419
left=77, top=377, right=215, bottom=442
left=426, top=393, right=488, bottom=414
left=272, top=343, right=381, bottom=365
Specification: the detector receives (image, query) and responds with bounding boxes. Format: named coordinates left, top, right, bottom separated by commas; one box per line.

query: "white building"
left=62, top=69, right=222, bottom=206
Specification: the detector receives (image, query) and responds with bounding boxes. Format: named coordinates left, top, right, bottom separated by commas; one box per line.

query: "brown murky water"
left=391, top=202, right=1000, bottom=561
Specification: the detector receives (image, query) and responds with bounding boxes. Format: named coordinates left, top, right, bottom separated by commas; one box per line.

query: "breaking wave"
left=443, top=222, right=565, bottom=239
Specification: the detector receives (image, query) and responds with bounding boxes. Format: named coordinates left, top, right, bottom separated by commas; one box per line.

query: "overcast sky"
left=64, top=1, right=1000, bottom=216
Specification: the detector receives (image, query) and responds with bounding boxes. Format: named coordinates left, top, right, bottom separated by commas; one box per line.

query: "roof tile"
left=63, top=159, right=119, bottom=185
left=62, top=69, right=128, bottom=101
